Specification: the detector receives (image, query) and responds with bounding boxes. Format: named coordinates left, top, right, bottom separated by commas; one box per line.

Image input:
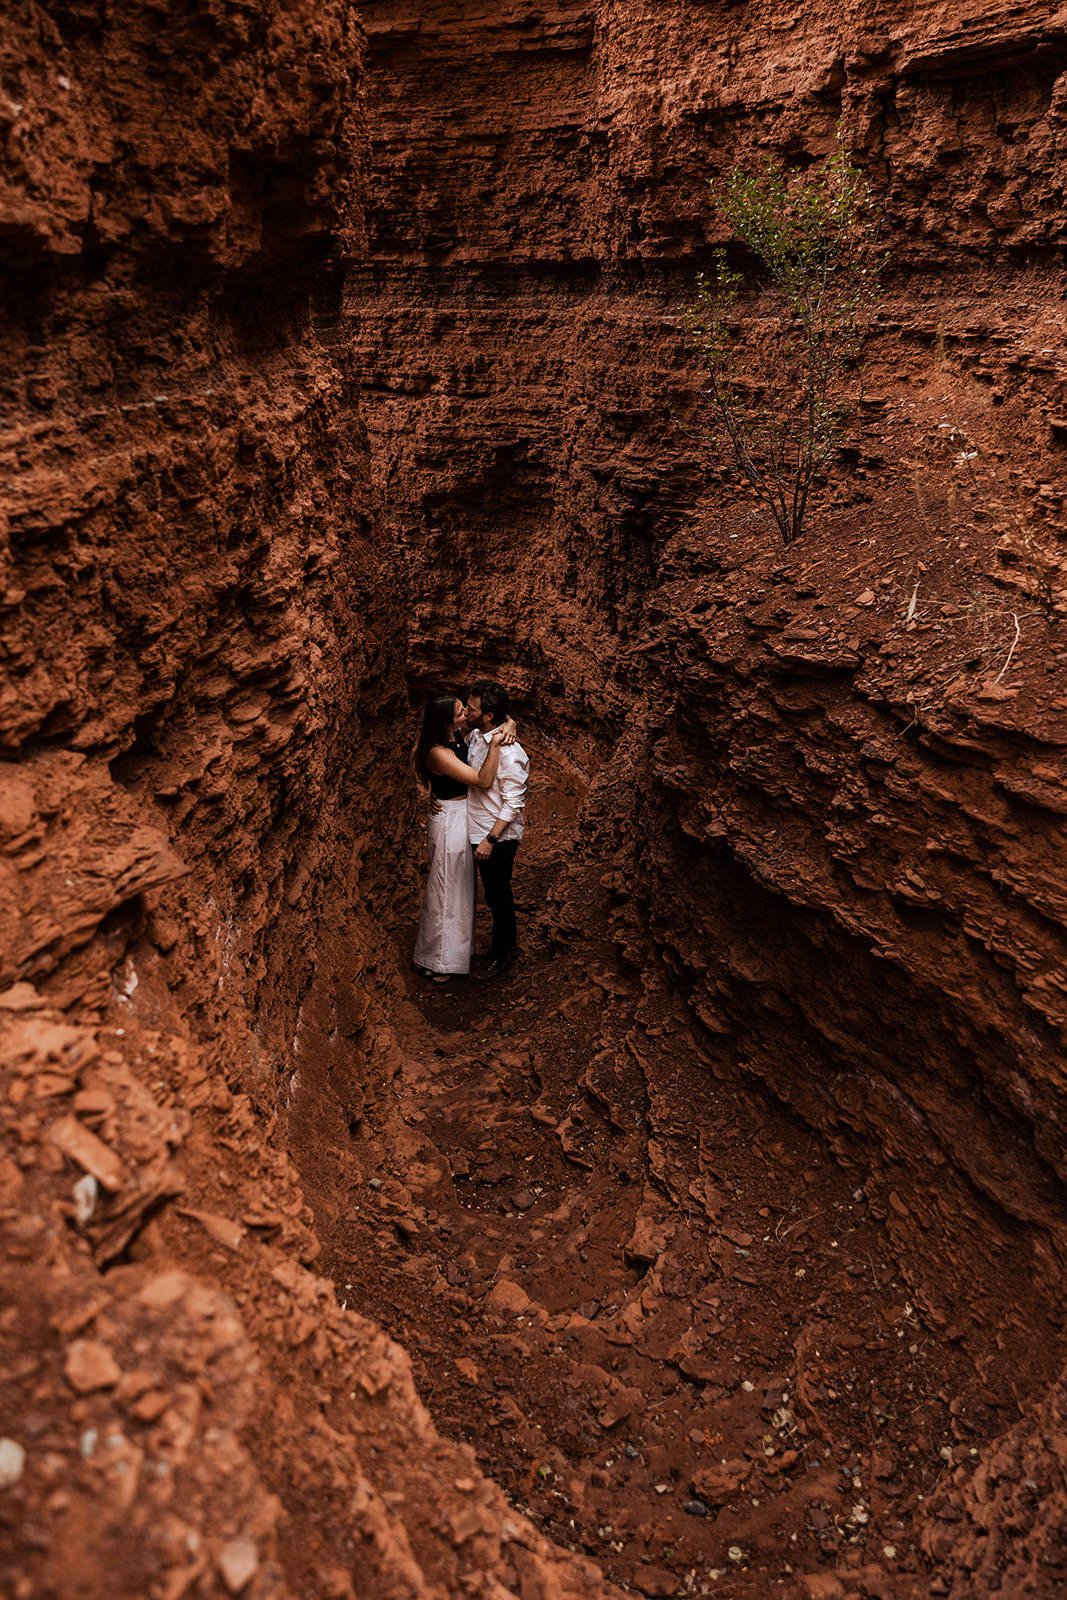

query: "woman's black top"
left=429, top=735, right=470, bottom=800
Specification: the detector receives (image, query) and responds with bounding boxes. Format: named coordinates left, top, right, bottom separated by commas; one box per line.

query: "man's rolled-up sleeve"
left=496, top=752, right=529, bottom=824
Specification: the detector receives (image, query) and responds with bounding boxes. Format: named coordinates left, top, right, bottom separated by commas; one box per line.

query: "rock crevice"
left=2, top=2, right=1066, bottom=1597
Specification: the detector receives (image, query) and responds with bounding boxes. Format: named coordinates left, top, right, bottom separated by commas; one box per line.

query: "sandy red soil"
left=288, top=745, right=1063, bottom=1600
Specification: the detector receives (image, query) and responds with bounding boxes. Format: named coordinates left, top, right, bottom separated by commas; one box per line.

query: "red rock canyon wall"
left=2, top=1, right=1066, bottom=1598
left=351, top=0, right=1067, bottom=1281
left=349, top=2, right=1067, bottom=1591
left=1, top=5, right=605, bottom=1598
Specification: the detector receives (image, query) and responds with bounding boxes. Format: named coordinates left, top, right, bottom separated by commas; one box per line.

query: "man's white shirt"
left=466, top=728, right=529, bottom=843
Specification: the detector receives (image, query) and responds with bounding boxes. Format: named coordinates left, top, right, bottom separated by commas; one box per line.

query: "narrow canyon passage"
left=5, top=2, right=1067, bottom=1596
left=286, top=743, right=1054, bottom=1599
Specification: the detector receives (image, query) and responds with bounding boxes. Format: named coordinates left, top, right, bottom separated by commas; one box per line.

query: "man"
left=464, top=680, right=529, bottom=980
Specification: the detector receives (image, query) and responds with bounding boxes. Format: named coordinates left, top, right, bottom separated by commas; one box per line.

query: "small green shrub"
left=685, top=148, right=883, bottom=545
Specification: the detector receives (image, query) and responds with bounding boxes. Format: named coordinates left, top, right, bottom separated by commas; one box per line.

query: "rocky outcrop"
left=614, top=525, right=1066, bottom=1344
left=3, top=1, right=1066, bottom=1597
left=1, top=5, right=608, bottom=1597
left=352, top=0, right=1067, bottom=1222
left=349, top=2, right=1067, bottom=1593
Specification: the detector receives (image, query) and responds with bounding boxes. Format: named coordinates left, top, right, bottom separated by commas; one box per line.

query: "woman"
left=413, top=694, right=511, bottom=982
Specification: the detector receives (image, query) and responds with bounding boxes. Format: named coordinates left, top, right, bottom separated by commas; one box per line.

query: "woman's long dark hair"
left=415, top=693, right=460, bottom=784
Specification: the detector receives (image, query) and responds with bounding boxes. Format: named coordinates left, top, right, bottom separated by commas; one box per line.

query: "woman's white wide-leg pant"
left=413, top=797, right=476, bottom=975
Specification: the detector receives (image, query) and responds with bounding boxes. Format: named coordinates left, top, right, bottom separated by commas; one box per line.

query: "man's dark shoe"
left=476, top=948, right=520, bottom=982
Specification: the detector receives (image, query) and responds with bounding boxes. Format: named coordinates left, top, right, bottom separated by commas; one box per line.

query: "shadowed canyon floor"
left=288, top=745, right=1057, bottom=1599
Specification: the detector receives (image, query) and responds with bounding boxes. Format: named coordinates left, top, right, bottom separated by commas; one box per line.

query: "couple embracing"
left=413, top=680, right=529, bottom=984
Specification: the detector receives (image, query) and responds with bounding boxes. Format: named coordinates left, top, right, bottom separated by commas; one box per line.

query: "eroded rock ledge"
left=353, top=0, right=1067, bottom=1221
left=349, top=1, right=1067, bottom=1593
left=3, top=2, right=1066, bottom=1598
left=1, top=4, right=604, bottom=1597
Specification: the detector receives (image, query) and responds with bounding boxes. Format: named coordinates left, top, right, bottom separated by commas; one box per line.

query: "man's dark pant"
left=476, top=839, right=520, bottom=960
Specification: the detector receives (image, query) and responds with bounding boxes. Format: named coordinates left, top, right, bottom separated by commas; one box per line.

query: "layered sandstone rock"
left=350, top=2, right=1066, bottom=1593
left=3, top=0, right=1066, bottom=1597
left=352, top=0, right=1067, bottom=1235
left=1, top=5, right=607, bottom=1597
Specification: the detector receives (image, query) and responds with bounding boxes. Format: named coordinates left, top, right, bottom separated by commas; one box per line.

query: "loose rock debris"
left=287, top=752, right=1064, bottom=1599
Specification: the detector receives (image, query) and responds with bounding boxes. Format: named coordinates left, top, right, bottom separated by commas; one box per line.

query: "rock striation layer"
left=349, top=1, right=1067, bottom=1592
left=1, top=5, right=607, bottom=1598
left=352, top=0, right=1067, bottom=1206
left=2, top=1, right=1067, bottom=1597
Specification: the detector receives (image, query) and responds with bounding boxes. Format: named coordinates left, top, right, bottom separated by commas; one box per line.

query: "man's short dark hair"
left=471, top=679, right=510, bottom=727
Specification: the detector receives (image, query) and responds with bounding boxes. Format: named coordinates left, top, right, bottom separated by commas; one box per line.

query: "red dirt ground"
left=288, top=745, right=1055, bottom=1600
